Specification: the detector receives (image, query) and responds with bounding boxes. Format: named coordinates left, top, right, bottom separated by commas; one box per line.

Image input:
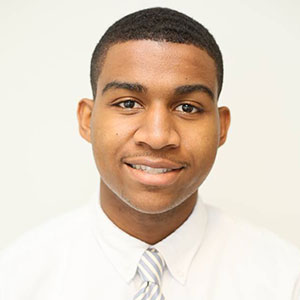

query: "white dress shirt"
left=1, top=192, right=299, bottom=300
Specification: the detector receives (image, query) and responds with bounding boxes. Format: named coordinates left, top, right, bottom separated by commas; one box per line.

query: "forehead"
left=98, top=40, right=218, bottom=96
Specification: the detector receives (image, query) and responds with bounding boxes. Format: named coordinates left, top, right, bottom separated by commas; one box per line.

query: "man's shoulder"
left=0, top=204, right=92, bottom=268
left=0, top=203, right=101, bottom=298
left=205, top=204, right=300, bottom=278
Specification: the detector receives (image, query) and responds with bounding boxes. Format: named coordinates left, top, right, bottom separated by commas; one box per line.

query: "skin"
left=77, top=40, right=230, bottom=244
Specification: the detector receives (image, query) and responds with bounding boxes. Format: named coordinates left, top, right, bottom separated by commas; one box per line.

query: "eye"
left=175, top=103, right=202, bottom=114
left=115, top=99, right=142, bottom=109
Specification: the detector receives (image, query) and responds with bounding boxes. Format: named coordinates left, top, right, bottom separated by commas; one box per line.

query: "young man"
left=1, top=7, right=299, bottom=300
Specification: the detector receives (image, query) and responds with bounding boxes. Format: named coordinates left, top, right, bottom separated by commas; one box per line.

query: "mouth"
left=126, top=163, right=182, bottom=174
left=123, top=158, right=186, bottom=187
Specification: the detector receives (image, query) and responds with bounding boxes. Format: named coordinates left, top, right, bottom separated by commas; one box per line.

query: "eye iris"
left=124, top=100, right=135, bottom=108
left=182, top=104, right=194, bottom=113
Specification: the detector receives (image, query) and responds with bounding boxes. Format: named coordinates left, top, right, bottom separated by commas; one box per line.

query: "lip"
left=123, top=157, right=185, bottom=187
left=123, top=157, right=185, bottom=169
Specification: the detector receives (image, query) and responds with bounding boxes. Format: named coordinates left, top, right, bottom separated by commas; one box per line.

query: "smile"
left=128, top=164, right=175, bottom=174
left=123, top=158, right=185, bottom=186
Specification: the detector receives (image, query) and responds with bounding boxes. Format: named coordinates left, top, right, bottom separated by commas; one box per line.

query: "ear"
left=218, top=106, right=231, bottom=147
left=77, top=98, right=94, bottom=143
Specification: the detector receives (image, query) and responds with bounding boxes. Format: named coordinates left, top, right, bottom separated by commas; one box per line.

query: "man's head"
left=90, top=7, right=224, bottom=100
left=78, top=7, right=230, bottom=218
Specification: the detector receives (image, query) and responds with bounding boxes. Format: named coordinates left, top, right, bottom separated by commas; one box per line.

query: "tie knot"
left=137, top=248, right=165, bottom=285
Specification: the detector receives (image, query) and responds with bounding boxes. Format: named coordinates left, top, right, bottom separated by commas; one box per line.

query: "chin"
left=121, top=191, right=187, bottom=215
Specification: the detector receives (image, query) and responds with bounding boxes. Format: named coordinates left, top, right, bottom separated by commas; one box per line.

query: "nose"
left=133, top=104, right=180, bottom=150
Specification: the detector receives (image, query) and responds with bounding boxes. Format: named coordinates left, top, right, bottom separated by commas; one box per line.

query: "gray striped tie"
left=133, top=248, right=166, bottom=300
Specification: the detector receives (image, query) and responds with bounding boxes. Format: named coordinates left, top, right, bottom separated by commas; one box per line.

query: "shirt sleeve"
left=293, top=274, right=300, bottom=300
left=0, top=271, right=3, bottom=300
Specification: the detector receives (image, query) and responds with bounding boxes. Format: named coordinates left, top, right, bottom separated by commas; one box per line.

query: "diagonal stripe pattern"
left=133, top=248, right=166, bottom=300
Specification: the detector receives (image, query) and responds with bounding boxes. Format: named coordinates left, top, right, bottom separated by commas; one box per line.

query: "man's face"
left=79, top=40, right=230, bottom=214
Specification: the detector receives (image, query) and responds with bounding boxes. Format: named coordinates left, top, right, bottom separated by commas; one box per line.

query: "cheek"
left=90, top=118, right=114, bottom=172
left=90, top=114, right=134, bottom=171
left=185, top=118, right=219, bottom=149
left=184, top=121, right=219, bottom=169
left=93, top=112, right=137, bottom=141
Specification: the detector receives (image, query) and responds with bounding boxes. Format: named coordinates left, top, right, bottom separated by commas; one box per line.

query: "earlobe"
left=77, top=98, right=94, bottom=143
left=218, top=106, right=231, bottom=147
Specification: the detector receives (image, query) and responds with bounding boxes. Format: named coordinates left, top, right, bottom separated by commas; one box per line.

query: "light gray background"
left=0, top=0, right=299, bottom=250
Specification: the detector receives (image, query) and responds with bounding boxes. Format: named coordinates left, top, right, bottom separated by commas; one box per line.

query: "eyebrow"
left=174, top=84, right=215, bottom=100
left=102, top=81, right=147, bottom=95
left=102, top=81, right=215, bottom=100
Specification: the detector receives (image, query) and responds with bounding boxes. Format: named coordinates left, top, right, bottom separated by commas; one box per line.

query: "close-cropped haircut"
left=90, top=7, right=223, bottom=99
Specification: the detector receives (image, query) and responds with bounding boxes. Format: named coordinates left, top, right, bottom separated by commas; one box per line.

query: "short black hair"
left=90, top=7, right=223, bottom=99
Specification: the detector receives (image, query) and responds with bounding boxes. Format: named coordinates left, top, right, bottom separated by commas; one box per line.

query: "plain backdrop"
left=0, top=0, right=299, bottom=250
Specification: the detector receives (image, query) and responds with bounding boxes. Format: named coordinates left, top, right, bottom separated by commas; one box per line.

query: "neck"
left=99, top=180, right=197, bottom=244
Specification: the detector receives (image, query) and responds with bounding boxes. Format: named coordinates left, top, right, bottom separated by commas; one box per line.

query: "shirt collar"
left=89, top=191, right=148, bottom=283
left=88, top=190, right=207, bottom=285
left=155, top=198, right=207, bottom=284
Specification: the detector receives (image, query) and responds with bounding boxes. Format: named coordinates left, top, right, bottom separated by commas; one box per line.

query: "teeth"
left=131, top=164, right=173, bottom=174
